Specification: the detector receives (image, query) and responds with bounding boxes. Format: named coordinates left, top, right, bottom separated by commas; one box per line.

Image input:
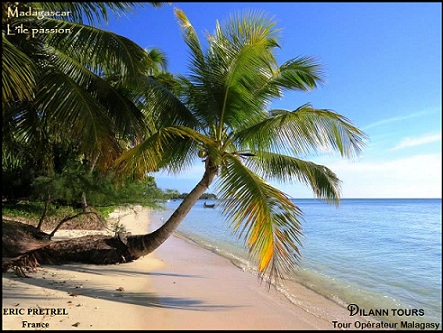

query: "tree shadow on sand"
left=54, top=264, right=205, bottom=279
left=2, top=266, right=240, bottom=311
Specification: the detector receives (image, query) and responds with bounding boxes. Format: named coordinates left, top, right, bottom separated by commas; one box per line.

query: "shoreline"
left=3, top=206, right=373, bottom=330
left=172, top=230, right=351, bottom=318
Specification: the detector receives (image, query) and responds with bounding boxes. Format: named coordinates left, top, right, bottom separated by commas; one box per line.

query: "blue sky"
left=104, top=2, right=441, bottom=198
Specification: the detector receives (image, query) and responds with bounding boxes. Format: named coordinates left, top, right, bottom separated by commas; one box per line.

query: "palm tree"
left=116, top=8, right=367, bottom=282
left=2, top=2, right=166, bottom=198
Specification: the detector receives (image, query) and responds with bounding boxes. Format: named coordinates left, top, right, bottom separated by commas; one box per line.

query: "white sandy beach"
left=2, top=206, right=370, bottom=330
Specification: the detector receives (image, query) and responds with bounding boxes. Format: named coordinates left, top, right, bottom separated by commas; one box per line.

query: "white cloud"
left=324, top=154, right=442, bottom=198
left=361, top=110, right=435, bottom=131
left=390, top=133, right=441, bottom=151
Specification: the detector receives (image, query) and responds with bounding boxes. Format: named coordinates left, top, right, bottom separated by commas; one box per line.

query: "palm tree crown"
left=117, top=8, right=368, bottom=282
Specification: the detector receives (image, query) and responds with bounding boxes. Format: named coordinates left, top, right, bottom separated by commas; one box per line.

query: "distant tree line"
left=162, top=189, right=217, bottom=200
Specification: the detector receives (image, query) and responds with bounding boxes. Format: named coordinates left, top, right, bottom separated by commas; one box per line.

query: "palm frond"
left=272, top=56, right=324, bottom=91
left=3, top=102, right=42, bottom=145
left=216, top=155, right=304, bottom=282
left=39, top=19, right=153, bottom=82
left=174, top=9, right=224, bottom=133
left=207, top=10, right=281, bottom=135
left=174, top=8, right=281, bottom=135
left=140, top=76, right=200, bottom=129
left=33, top=68, right=114, bottom=155
left=174, top=74, right=223, bottom=135
left=144, top=48, right=169, bottom=74
left=165, top=126, right=219, bottom=147
left=245, top=151, right=341, bottom=204
left=158, top=127, right=217, bottom=173
left=174, top=8, right=206, bottom=76
left=234, top=103, right=367, bottom=158
left=44, top=44, right=146, bottom=137
left=215, top=41, right=277, bottom=131
left=2, top=35, right=36, bottom=105
left=252, top=56, right=324, bottom=102
left=114, top=126, right=217, bottom=178
left=114, top=129, right=168, bottom=178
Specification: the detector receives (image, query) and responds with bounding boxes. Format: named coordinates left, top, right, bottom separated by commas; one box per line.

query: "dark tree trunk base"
left=2, top=219, right=52, bottom=257
left=2, top=221, right=138, bottom=277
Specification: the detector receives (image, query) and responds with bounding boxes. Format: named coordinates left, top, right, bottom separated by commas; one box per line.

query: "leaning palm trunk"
left=127, top=159, right=217, bottom=257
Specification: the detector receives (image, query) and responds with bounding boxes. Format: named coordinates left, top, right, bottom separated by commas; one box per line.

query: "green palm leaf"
left=139, top=76, right=200, bottom=129
left=144, top=48, right=168, bottom=75
left=115, top=125, right=218, bottom=177
left=41, top=44, right=146, bottom=136
left=39, top=19, right=152, bottom=81
left=33, top=68, right=114, bottom=153
left=174, top=8, right=206, bottom=77
left=209, top=11, right=281, bottom=136
left=2, top=35, right=36, bottom=105
left=217, top=155, right=304, bottom=281
left=115, top=129, right=167, bottom=178
left=174, top=9, right=224, bottom=131
left=235, top=103, right=367, bottom=158
left=157, top=126, right=215, bottom=173
left=271, top=56, right=324, bottom=91
left=245, top=151, right=341, bottom=204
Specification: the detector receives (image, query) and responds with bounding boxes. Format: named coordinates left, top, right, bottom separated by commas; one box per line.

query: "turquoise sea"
left=148, top=198, right=442, bottom=324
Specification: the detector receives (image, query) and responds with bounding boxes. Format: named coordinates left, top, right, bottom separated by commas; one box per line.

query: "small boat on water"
left=203, top=201, right=216, bottom=208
